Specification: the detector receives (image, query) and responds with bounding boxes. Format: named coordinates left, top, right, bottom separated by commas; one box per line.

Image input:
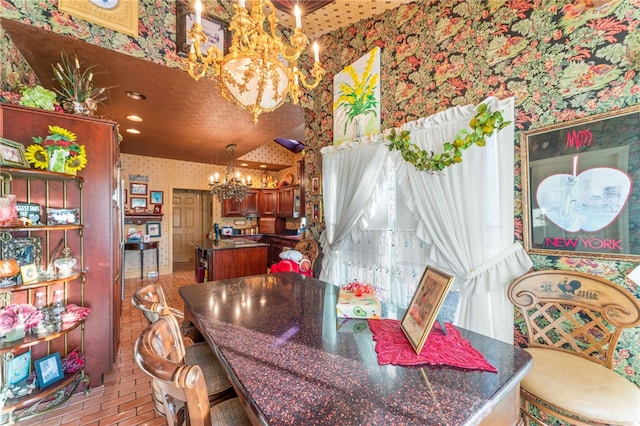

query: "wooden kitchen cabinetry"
left=0, top=168, right=89, bottom=422
left=265, top=236, right=299, bottom=266
left=222, top=190, right=259, bottom=217
left=259, top=190, right=276, bottom=216
left=0, top=104, right=121, bottom=390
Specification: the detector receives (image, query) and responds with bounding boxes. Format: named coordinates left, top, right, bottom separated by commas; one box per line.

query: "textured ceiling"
left=1, top=1, right=410, bottom=168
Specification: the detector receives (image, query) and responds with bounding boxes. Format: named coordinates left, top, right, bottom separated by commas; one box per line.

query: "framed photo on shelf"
left=0, top=137, right=30, bottom=168
left=153, top=204, right=162, bottom=214
left=19, top=264, right=38, bottom=284
left=130, top=182, right=148, bottom=196
left=1, top=236, right=42, bottom=268
left=146, top=222, right=161, bottom=238
left=5, top=352, right=30, bottom=385
left=176, top=1, right=229, bottom=57
left=34, top=352, right=64, bottom=388
left=130, top=197, right=147, bottom=210
left=400, top=266, right=455, bottom=354
left=522, top=105, right=640, bottom=260
left=150, top=190, right=163, bottom=204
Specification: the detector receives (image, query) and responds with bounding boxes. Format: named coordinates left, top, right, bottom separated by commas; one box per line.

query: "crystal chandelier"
left=186, top=0, right=325, bottom=123
left=209, top=144, right=252, bottom=202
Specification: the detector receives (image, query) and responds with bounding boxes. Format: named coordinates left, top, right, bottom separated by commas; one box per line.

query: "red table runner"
left=368, top=319, right=497, bottom=372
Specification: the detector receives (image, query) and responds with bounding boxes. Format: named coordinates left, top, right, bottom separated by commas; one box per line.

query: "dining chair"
left=134, top=313, right=251, bottom=426
left=508, top=269, right=640, bottom=425
left=294, top=238, right=319, bottom=276
left=131, top=283, right=235, bottom=413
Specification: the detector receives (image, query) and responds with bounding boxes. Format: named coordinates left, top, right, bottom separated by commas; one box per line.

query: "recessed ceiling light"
left=126, top=91, right=146, bottom=100
left=259, top=165, right=267, bottom=168
left=126, top=128, right=141, bottom=134
left=240, top=163, right=248, bottom=167
left=126, top=115, right=143, bottom=122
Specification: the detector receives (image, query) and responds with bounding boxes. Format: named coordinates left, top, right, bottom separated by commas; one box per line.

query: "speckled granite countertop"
left=190, top=239, right=268, bottom=251
left=180, top=272, right=532, bottom=425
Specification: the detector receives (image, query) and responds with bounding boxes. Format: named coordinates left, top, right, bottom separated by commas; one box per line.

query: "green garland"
left=386, top=103, right=511, bottom=172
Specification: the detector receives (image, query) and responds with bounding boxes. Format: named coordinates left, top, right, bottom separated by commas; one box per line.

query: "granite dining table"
left=179, top=272, right=532, bottom=425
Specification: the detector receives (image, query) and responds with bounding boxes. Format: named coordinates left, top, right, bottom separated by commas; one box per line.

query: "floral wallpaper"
left=302, top=0, right=640, bottom=388
left=1, top=0, right=640, bottom=388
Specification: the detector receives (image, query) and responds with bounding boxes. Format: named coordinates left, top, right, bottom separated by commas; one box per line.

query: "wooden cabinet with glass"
left=0, top=168, right=89, bottom=423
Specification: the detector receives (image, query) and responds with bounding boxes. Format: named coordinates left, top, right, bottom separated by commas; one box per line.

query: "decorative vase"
left=354, top=114, right=367, bottom=139
left=48, top=149, right=68, bottom=173
left=3, top=319, right=25, bottom=343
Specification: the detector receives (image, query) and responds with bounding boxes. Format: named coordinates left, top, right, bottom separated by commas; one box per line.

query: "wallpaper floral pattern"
left=301, top=0, right=640, bottom=388
left=1, top=0, right=640, bottom=390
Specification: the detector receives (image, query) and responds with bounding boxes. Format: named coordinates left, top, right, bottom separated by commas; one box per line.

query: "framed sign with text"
left=522, top=105, right=640, bottom=260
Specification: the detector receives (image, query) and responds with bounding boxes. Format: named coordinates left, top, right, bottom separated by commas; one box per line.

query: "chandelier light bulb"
left=294, top=5, right=302, bottom=28
left=194, top=0, right=202, bottom=24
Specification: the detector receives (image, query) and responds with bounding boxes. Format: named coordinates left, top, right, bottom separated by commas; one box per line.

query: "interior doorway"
left=172, top=189, right=210, bottom=263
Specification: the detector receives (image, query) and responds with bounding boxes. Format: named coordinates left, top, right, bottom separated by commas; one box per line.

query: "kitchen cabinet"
left=222, top=190, right=259, bottom=217
left=276, top=186, right=294, bottom=218
left=259, top=190, right=276, bottom=216
left=0, top=168, right=88, bottom=422
left=0, top=104, right=121, bottom=390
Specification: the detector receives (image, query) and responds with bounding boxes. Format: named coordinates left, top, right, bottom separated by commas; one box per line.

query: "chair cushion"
left=523, top=348, right=640, bottom=424
left=185, top=342, right=232, bottom=395
left=209, top=397, right=251, bottom=425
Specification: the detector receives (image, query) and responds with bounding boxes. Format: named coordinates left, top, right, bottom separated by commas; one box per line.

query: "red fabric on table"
left=368, top=319, right=497, bottom=372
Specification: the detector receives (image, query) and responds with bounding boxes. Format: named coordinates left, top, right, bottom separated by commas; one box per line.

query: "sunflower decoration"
left=25, top=125, right=88, bottom=174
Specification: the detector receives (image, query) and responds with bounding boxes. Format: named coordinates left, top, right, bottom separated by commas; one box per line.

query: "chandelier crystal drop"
left=186, top=0, right=325, bottom=123
left=209, top=144, right=252, bottom=202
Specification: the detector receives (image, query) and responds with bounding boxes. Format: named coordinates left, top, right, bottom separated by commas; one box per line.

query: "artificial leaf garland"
left=386, top=103, right=511, bottom=173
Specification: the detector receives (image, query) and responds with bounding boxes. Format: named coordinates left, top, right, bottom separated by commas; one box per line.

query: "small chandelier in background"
left=209, top=144, right=252, bottom=202
left=186, top=0, right=325, bottom=123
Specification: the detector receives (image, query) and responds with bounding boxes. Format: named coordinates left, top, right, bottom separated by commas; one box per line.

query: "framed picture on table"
left=400, top=266, right=455, bottom=354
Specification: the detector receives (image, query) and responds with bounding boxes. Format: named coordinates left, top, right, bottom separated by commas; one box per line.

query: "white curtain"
left=319, top=97, right=532, bottom=343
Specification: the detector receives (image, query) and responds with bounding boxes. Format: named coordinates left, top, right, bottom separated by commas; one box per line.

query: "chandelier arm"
left=297, top=63, right=326, bottom=90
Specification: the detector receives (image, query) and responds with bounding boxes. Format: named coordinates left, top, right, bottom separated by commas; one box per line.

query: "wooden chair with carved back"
left=131, top=283, right=235, bottom=414
left=508, top=270, right=640, bottom=425
left=294, top=238, right=319, bottom=277
left=134, top=313, right=251, bottom=426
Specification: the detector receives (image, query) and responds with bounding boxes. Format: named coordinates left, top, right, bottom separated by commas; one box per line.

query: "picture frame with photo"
left=146, top=222, right=161, bottom=238
left=34, top=352, right=64, bottom=388
left=0, top=137, right=30, bottom=168
left=1, top=236, right=43, bottom=268
left=20, top=264, right=38, bottom=284
left=130, top=197, right=147, bottom=209
left=522, top=105, right=640, bottom=260
left=400, top=266, right=455, bottom=354
left=150, top=191, right=163, bottom=204
left=176, top=1, right=229, bottom=57
left=4, top=351, right=31, bottom=385
left=130, top=182, right=148, bottom=196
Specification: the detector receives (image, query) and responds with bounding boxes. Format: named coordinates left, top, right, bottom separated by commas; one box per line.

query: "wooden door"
left=173, top=191, right=201, bottom=262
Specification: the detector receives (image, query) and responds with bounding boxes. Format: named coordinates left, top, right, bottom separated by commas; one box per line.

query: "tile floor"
left=18, top=262, right=195, bottom=426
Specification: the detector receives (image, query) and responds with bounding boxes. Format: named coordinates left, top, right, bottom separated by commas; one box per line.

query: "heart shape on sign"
left=536, top=167, right=632, bottom=233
